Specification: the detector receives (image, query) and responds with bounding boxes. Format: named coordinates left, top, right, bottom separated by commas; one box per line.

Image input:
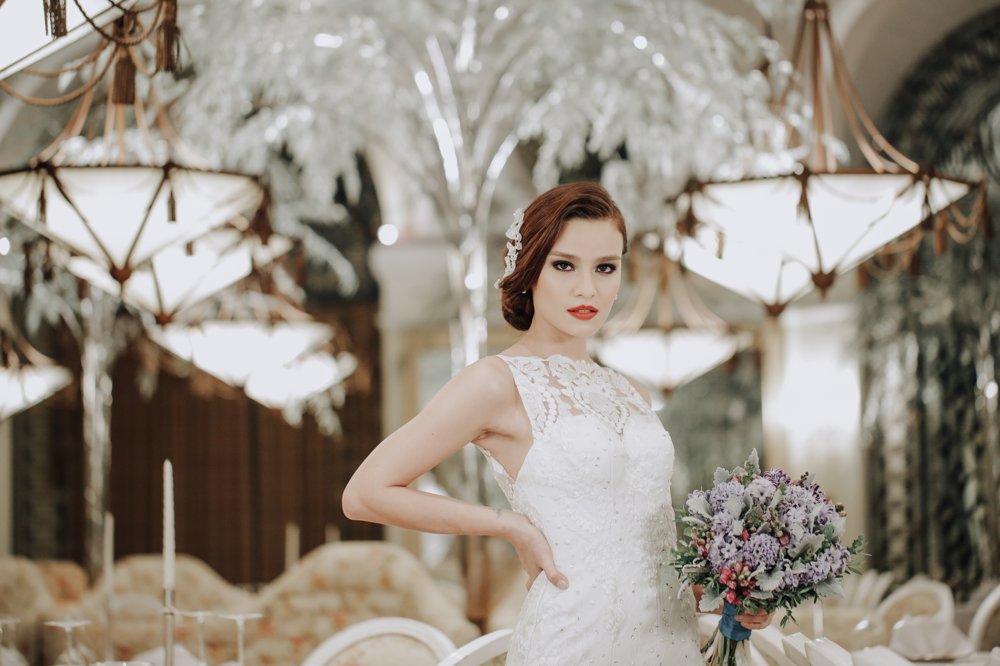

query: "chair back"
left=437, top=629, right=513, bottom=666
left=969, top=583, right=1000, bottom=650
left=300, top=617, right=457, bottom=666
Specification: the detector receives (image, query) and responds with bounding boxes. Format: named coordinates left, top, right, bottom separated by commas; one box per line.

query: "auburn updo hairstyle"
left=497, top=182, right=628, bottom=331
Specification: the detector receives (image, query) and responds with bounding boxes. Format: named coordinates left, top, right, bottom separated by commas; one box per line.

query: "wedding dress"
left=480, top=354, right=703, bottom=665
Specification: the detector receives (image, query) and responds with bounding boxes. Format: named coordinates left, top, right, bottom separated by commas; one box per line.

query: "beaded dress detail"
left=480, top=355, right=702, bottom=665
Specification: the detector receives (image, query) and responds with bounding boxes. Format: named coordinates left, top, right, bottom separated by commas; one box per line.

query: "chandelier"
left=66, top=223, right=292, bottom=324
left=0, top=3, right=270, bottom=586
left=672, top=0, right=989, bottom=316
left=594, top=245, right=753, bottom=395
left=0, top=293, right=72, bottom=419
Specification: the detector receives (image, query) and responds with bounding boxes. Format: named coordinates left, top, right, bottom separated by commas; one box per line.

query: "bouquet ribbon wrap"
left=720, top=602, right=752, bottom=641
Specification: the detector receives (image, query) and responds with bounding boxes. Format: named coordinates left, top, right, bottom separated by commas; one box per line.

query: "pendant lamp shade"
left=683, top=170, right=974, bottom=311
left=245, top=351, right=357, bottom=410
left=673, top=0, right=987, bottom=315
left=150, top=320, right=334, bottom=388
left=0, top=164, right=263, bottom=284
left=677, top=229, right=814, bottom=316
left=68, top=228, right=293, bottom=324
left=596, top=327, right=753, bottom=394
left=0, top=364, right=73, bottom=420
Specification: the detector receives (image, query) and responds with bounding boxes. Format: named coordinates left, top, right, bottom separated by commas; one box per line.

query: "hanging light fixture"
left=0, top=163, right=264, bottom=285
left=0, top=8, right=265, bottom=289
left=64, top=223, right=293, bottom=324
left=244, top=351, right=357, bottom=411
left=0, top=292, right=72, bottom=419
left=672, top=0, right=989, bottom=317
left=0, top=6, right=267, bottom=585
left=594, top=244, right=753, bottom=395
left=149, top=318, right=334, bottom=389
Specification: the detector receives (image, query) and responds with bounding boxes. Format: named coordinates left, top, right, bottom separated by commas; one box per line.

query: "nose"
left=574, top=271, right=596, bottom=299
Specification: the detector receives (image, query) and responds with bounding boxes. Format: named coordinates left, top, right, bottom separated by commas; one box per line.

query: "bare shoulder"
left=449, top=356, right=517, bottom=403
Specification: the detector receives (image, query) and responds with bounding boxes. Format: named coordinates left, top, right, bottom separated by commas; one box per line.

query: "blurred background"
left=0, top=0, right=998, bottom=663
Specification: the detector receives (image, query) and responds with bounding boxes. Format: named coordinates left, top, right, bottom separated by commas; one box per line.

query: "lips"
left=567, top=305, right=598, bottom=321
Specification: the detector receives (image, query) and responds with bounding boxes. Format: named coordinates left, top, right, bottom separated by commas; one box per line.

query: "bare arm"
left=343, top=357, right=568, bottom=588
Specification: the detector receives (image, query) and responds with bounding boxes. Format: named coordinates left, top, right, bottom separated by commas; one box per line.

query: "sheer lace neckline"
left=497, top=352, right=600, bottom=367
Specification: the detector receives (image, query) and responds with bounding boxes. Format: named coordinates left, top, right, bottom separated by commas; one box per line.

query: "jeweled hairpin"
left=494, top=207, right=524, bottom=289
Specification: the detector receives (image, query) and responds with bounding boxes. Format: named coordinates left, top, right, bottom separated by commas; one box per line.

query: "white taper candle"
left=103, top=511, right=114, bottom=600
left=285, top=522, right=300, bottom=571
left=163, top=459, right=175, bottom=589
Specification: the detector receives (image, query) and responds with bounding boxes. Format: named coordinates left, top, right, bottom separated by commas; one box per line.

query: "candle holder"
left=0, top=617, right=28, bottom=666
left=162, top=589, right=175, bottom=666
left=44, top=619, right=95, bottom=665
left=216, top=613, right=263, bottom=666
left=175, top=610, right=216, bottom=666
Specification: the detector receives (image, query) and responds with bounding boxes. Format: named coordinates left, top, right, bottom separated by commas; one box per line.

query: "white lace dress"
left=479, top=354, right=703, bottom=665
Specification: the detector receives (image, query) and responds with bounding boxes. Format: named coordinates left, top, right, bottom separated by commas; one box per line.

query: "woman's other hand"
left=735, top=607, right=774, bottom=630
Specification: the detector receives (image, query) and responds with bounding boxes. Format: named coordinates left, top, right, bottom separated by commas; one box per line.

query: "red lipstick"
left=568, top=305, right=598, bottom=320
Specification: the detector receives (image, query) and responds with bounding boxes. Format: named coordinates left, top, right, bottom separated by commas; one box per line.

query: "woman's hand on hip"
left=504, top=511, right=568, bottom=591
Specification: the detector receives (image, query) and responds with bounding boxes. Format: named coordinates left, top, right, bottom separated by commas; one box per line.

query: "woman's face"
left=530, top=217, right=624, bottom=340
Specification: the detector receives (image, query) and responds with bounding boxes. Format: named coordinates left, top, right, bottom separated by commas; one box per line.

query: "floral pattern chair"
left=243, top=541, right=479, bottom=665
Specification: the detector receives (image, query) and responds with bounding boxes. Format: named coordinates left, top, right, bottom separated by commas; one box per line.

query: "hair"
left=498, top=182, right=628, bottom=331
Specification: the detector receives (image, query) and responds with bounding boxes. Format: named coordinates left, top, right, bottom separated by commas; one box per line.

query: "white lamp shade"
left=245, top=351, right=357, bottom=409
left=679, top=232, right=814, bottom=311
left=151, top=320, right=333, bottom=388
left=0, top=165, right=262, bottom=280
left=0, top=364, right=73, bottom=420
left=67, top=229, right=293, bottom=322
left=692, top=171, right=971, bottom=281
left=595, top=327, right=753, bottom=393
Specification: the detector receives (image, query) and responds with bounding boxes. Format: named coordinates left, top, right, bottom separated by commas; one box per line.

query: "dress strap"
left=496, top=355, right=559, bottom=442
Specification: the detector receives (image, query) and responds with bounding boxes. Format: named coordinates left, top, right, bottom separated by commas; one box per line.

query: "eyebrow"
left=550, top=251, right=622, bottom=262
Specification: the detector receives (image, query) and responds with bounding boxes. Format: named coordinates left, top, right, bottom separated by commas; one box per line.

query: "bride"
left=343, top=182, right=772, bottom=664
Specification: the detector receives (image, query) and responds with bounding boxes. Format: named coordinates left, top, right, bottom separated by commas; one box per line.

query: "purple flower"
left=813, top=503, right=840, bottom=528
left=781, top=484, right=812, bottom=507
left=780, top=567, right=802, bottom=591
left=763, top=468, right=791, bottom=487
left=815, top=544, right=851, bottom=576
left=708, top=535, right=742, bottom=573
left=743, top=533, right=780, bottom=570
left=712, top=510, right=736, bottom=535
left=709, top=480, right=745, bottom=513
left=745, top=477, right=777, bottom=505
left=805, top=558, right=832, bottom=585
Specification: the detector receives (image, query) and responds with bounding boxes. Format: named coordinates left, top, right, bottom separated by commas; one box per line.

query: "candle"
left=284, top=522, right=300, bottom=571
left=163, top=459, right=175, bottom=590
left=103, top=511, right=114, bottom=601
left=324, top=523, right=340, bottom=544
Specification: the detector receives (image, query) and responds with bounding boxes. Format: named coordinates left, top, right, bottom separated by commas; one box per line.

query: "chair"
left=249, top=541, right=478, bottom=664
left=969, top=583, right=1000, bottom=650
left=300, top=617, right=457, bottom=666
left=437, top=629, right=513, bottom=666
left=804, top=636, right=853, bottom=666
left=781, top=632, right=810, bottom=666
left=845, top=570, right=877, bottom=607
left=750, top=625, right=797, bottom=666
left=869, top=576, right=955, bottom=644
left=857, top=571, right=895, bottom=611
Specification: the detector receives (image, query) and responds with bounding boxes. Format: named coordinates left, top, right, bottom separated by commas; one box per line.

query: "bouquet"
left=670, top=450, right=864, bottom=666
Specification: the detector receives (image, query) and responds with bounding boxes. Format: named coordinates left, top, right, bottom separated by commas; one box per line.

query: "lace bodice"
left=479, top=354, right=701, bottom=665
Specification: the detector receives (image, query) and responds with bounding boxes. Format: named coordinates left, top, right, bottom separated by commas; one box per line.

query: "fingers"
left=549, top=571, right=569, bottom=590
left=542, top=562, right=569, bottom=590
left=523, top=567, right=569, bottom=591
left=735, top=609, right=772, bottom=630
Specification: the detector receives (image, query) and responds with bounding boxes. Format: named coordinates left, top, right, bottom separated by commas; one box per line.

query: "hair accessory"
left=494, top=207, right=524, bottom=289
